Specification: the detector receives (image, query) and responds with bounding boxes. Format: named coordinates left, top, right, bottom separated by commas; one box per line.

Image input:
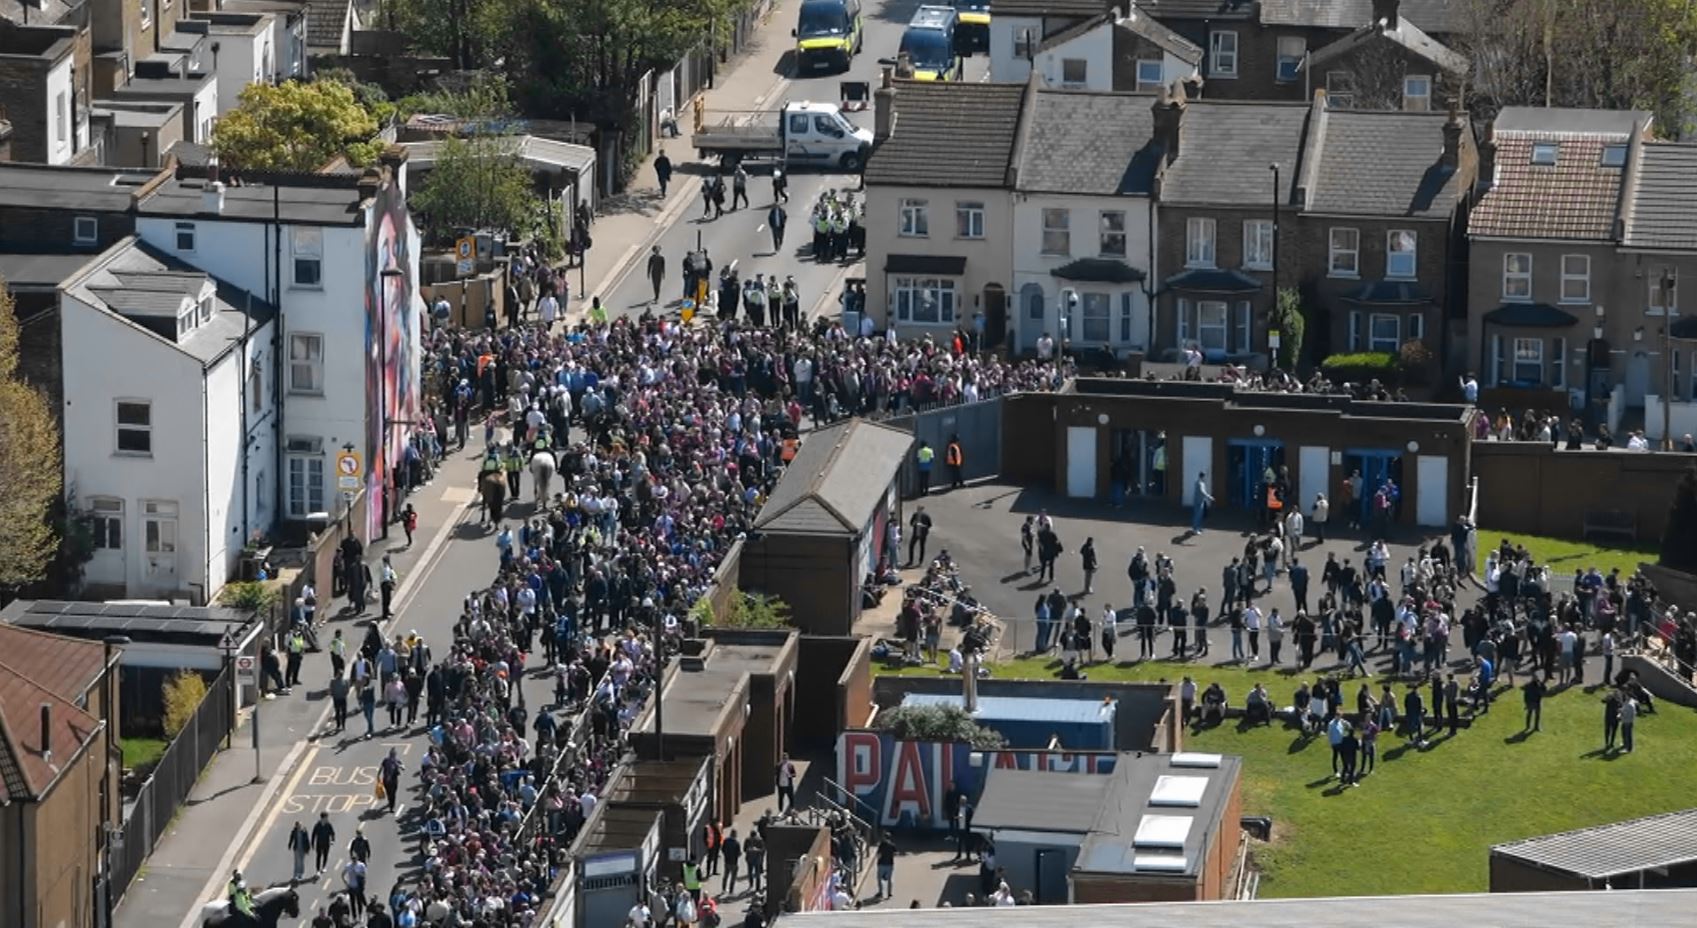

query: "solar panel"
left=63, top=603, right=106, bottom=615
left=127, top=618, right=173, bottom=632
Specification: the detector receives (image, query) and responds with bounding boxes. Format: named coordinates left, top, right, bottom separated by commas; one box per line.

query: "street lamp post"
left=1269, top=163, right=1280, bottom=360
left=1663, top=269, right=1676, bottom=450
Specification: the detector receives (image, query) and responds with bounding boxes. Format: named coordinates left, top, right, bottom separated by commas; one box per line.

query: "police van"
left=794, top=0, right=864, bottom=73
left=898, top=5, right=964, bottom=81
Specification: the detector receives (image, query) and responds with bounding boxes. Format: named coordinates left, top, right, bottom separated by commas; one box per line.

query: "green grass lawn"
left=1474, top=528, right=1658, bottom=580
left=878, top=658, right=1697, bottom=898
left=120, top=736, right=168, bottom=771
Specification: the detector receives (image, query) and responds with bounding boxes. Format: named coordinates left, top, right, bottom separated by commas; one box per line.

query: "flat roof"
left=574, top=804, right=661, bottom=854
left=635, top=637, right=791, bottom=739
left=1491, top=808, right=1697, bottom=880
left=1, top=599, right=256, bottom=645
left=0, top=163, right=162, bottom=211
left=139, top=176, right=369, bottom=226
left=602, top=757, right=708, bottom=806
left=1074, top=752, right=1240, bottom=879
left=0, top=252, right=95, bottom=288
left=399, top=135, right=595, bottom=175
left=974, top=768, right=1113, bottom=834
left=789, top=889, right=1697, bottom=926
left=901, top=692, right=1114, bottom=727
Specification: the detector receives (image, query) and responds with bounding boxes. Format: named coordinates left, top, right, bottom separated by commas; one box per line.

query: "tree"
left=211, top=80, right=383, bottom=172
left=874, top=704, right=1007, bottom=749
left=409, top=133, right=545, bottom=244
left=219, top=580, right=281, bottom=614
left=1271, top=287, right=1306, bottom=370
left=0, top=280, right=61, bottom=593
left=397, top=72, right=514, bottom=122
left=161, top=670, right=208, bottom=738
left=1660, top=465, right=1697, bottom=571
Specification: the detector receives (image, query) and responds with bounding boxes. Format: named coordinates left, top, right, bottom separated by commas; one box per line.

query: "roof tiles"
left=1470, top=135, right=1626, bottom=241
left=865, top=81, right=1030, bottom=189
left=1623, top=142, right=1697, bottom=252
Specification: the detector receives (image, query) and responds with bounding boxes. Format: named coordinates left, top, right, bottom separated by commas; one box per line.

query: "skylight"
left=1601, top=144, right=1627, bottom=167
left=1531, top=142, right=1560, bottom=166
left=1133, top=814, right=1194, bottom=849
left=1149, top=775, right=1209, bottom=808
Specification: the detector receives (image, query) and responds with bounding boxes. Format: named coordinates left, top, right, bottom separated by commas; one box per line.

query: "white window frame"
left=899, top=198, right=929, bottom=237
left=1233, top=300, right=1252, bottom=353
left=1503, top=253, right=1533, bottom=301
left=1553, top=336, right=1568, bottom=389
left=286, top=439, right=326, bottom=519
left=1367, top=313, right=1401, bottom=353
left=1209, top=31, right=1238, bottom=78
left=288, top=332, right=325, bottom=394
left=1080, top=292, right=1111, bottom=342
left=1099, top=210, right=1127, bottom=257
left=1196, top=300, right=1228, bottom=352
left=1275, top=36, right=1305, bottom=82
left=1649, top=266, right=1678, bottom=315
left=1403, top=75, right=1432, bottom=111
left=1060, top=58, right=1088, bottom=87
left=290, top=226, right=323, bottom=288
left=73, top=216, right=97, bottom=245
left=892, top=276, right=959, bottom=326
left=1386, top=229, right=1417, bottom=279
left=87, top=497, right=124, bottom=550
left=1560, top=254, right=1590, bottom=304
left=1328, top=227, right=1360, bottom=277
left=1531, top=142, right=1559, bottom=166
left=1325, top=71, right=1355, bottom=108
left=1349, top=311, right=1362, bottom=351
left=175, top=221, right=196, bottom=252
left=1242, top=220, right=1273, bottom=270
left=1177, top=297, right=1192, bottom=344
left=954, top=201, right=984, bottom=240
left=1186, top=217, right=1217, bottom=268
left=1512, top=337, right=1544, bottom=384
left=1041, top=208, right=1071, bottom=256
left=140, top=0, right=151, bottom=28
left=115, top=399, right=152, bottom=456
left=1135, top=59, right=1163, bottom=92
left=1119, top=292, right=1135, bottom=343
left=56, top=91, right=68, bottom=143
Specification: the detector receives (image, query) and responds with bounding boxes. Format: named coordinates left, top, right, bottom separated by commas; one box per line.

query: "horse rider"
left=227, top=869, right=256, bottom=922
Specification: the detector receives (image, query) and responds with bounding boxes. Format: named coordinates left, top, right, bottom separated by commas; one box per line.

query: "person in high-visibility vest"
left=682, top=855, right=703, bottom=903
left=915, top=441, right=935, bottom=495
left=945, top=435, right=965, bottom=490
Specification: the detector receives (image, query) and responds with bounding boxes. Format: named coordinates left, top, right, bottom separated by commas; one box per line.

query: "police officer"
left=227, top=869, right=255, bottom=921
left=767, top=202, right=787, bottom=254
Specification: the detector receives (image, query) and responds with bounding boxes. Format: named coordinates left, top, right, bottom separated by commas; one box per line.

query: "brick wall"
left=0, top=205, right=136, bottom=252
left=1471, top=441, right=1691, bottom=543
left=1154, top=204, right=1278, bottom=356
left=0, top=56, right=51, bottom=162
left=1302, top=215, right=1452, bottom=359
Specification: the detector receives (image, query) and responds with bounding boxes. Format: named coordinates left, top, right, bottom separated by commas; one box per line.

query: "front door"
left=1227, top=441, right=1286, bottom=509
left=983, top=284, right=1007, bottom=349
left=1626, top=351, right=1651, bottom=407
left=1034, top=848, right=1068, bottom=904
left=142, top=501, right=179, bottom=594
left=1066, top=426, right=1097, bottom=497
left=1344, top=451, right=1403, bottom=525
left=1019, top=283, right=1045, bottom=354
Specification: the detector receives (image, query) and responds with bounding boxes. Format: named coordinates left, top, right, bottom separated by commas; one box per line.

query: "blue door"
left=1343, top=451, right=1404, bottom=525
left=1227, top=440, right=1285, bottom=509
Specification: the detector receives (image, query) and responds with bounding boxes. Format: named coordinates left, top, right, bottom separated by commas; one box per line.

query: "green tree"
left=409, top=133, right=541, bottom=243
left=1271, top=287, right=1306, bottom=370
left=161, top=670, right=208, bottom=738
left=218, top=580, right=281, bottom=613
left=1660, top=465, right=1697, bottom=571
left=0, top=280, right=61, bottom=593
left=211, top=80, right=382, bottom=172
left=397, top=72, right=514, bottom=121
left=714, top=592, right=793, bottom=629
left=874, top=704, right=1007, bottom=749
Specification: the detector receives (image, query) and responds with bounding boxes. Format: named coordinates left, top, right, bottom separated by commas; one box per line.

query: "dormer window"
left=199, top=295, right=214, bottom=326
left=1601, top=144, right=1627, bottom=167
left=1531, top=142, right=1559, bottom=166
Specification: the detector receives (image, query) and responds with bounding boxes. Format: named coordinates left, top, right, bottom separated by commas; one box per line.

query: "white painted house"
left=1011, top=88, right=1157, bottom=354
left=221, top=0, right=312, bottom=81
left=133, top=159, right=423, bottom=540
left=181, top=12, right=280, bottom=115
left=992, top=2, right=1199, bottom=92
left=58, top=238, right=277, bottom=603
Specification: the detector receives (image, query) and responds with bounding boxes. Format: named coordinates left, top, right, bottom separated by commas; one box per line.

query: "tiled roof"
left=756, top=420, right=913, bottom=535
left=304, top=0, right=348, bottom=48
left=1017, top=89, right=1159, bottom=195
left=0, top=625, right=107, bottom=802
left=1159, top=100, right=1311, bottom=205
left=865, top=81, right=1030, bottom=189
left=1470, top=135, right=1627, bottom=241
left=1305, top=20, right=1467, bottom=75
left=1622, top=142, right=1697, bottom=252
left=1259, top=0, right=1462, bottom=33
left=0, top=624, right=106, bottom=705
left=1134, top=0, right=1256, bottom=20
left=1305, top=109, right=1470, bottom=218
left=990, top=0, right=1114, bottom=17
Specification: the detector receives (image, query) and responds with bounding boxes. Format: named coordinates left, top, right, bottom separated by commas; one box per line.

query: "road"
left=233, top=456, right=556, bottom=920
left=597, top=0, right=990, bottom=321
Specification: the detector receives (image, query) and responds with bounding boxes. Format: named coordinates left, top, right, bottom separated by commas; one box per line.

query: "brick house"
left=0, top=18, right=94, bottom=164
left=1622, top=141, right=1697, bottom=438
left=1466, top=108, right=1653, bottom=412
left=1298, top=96, right=1476, bottom=367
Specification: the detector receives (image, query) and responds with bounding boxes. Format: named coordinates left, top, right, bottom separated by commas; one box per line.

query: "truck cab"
left=794, top=0, right=864, bottom=73
left=899, top=6, right=964, bottom=81
left=781, top=101, right=875, bottom=171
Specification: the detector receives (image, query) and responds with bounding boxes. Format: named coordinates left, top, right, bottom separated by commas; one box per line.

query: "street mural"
left=365, top=177, right=419, bottom=539
left=835, top=730, right=1117, bottom=829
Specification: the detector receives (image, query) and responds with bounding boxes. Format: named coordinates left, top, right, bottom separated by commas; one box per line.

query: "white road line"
left=809, top=261, right=861, bottom=320
left=594, top=183, right=701, bottom=309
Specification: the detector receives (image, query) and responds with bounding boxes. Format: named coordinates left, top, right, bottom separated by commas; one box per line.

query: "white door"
left=1299, top=445, right=1329, bottom=515
left=1416, top=455, right=1449, bottom=527
left=1066, top=426, right=1097, bottom=498
left=1181, top=435, right=1212, bottom=506
left=142, top=501, right=179, bottom=593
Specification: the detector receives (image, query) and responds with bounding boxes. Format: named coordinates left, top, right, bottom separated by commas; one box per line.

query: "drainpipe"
left=1145, top=200, right=1158, bottom=349
left=271, top=186, right=285, bottom=532
left=203, top=373, right=212, bottom=603
left=238, top=292, right=252, bottom=550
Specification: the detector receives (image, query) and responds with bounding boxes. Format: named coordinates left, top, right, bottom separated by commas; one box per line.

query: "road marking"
left=440, top=486, right=476, bottom=504
left=595, top=184, right=701, bottom=310
left=809, top=260, right=861, bottom=320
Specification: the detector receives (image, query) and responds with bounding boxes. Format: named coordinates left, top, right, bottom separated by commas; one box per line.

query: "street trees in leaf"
left=211, top=80, right=382, bottom=172
left=409, top=133, right=542, bottom=244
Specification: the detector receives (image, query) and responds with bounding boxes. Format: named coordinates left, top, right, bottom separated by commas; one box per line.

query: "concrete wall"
left=1471, top=442, right=1692, bottom=542
left=1001, top=392, right=1058, bottom=484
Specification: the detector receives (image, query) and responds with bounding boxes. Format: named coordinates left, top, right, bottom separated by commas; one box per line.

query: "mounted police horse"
left=199, top=886, right=302, bottom=927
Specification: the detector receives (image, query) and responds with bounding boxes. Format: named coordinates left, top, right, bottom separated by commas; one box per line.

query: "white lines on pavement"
left=439, top=486, right=477, bottom=504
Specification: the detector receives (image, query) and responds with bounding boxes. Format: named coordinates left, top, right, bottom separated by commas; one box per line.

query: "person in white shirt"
left=538, top=292, right=560, bottom=328
left=1459, top=372, right=1479, bottom=404
left=1243, top=603, right=1263, bottom=660
left=1035, top=333, right=1055, bottom=359
left=1628, top=430, right=1650, bottom=451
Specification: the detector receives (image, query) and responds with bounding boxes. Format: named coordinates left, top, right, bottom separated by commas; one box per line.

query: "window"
left=1197, top=300, right=1228, bottom=352
left=1502, top=253, right=1532, bottom=300
left=115, top=400, right=152, bottom=455
left=1041, top=208, right=1071, bottom=256
left=1512, top=337, right=1544, bottom=383
left=899, top=198, right=929, bottom=237
left=1328, top=227, right=1360, bottom=277
left=1276, top=36, right=1305, bottom=82
left=143, top=502, right=176, bottom=557
left=140, top=0, right=150, bottom=28
left=1560, top=254, right=1590, bottom=303
left=1403, top=75, right=1432, bottom=111
left=1135, top=59, right=1163, bottom=92
left=289, top=332, right=324, bottom=394
left=1368, top=313, right=1401, bottom=352
left=1060, top=58, right=1088, bottom=87
left=1119, top=292, right=1135, bottom=342
left=56, top=92, right=67, bottom=142
left=812, top=115, right=845, bottom=138
left=1234, top=301, right=1252, bottom=352
left=1408, top=311, right=1425, bottom=343
left=1386, top=229, right=1417, bottom=278
left=291, top=227, right=322, bottom=287
left=88, top=498, right=123, bottom=550
left=1099, top=211, right=1127, bottom=257
left=175, top=221, right=196, bottom=251
left=1602, top=144, right=1627, bottom=168
left=198, top=295, right=213, bottom=326
left=1531, top=142, right=1559, bottom=166
left=892, top=277, right=958, bottom=325
left=286, top=438, right=325, bottom=518
left=1349, top=311, right=1362, bottom=350
left=177, top=305, right=198, bottom=338
left=250, top=360, right=264, bottom=412
left=1078, top=292, right=1110, bottom=342
left=1186, top=217, right=1216, bottom=267
left=1326, top=71, right=1355, bottom=108
left=1209, top=31, right=1238, bottom=77
left=954, top=201, right=984, bottom=239
left=1649, top=267, right=1678, bottom=314
left=1242, top=220, right=1273, bottom=270
left=787, top=113, right=809, bottom=136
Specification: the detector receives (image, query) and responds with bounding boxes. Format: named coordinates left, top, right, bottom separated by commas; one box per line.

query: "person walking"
left=768, top=203, right=787, bottom=254
left=359, top=681, right=377, bottom=739
left=731, top=164, right=750, bottom=210
left=385, top=674, right=407, bottom=730
left=1522, top=674, right=1546, bottom=733
left=379, top=748, right=402, bottom=814
left=288, top=821, right=310, bottom=883
left=703, top=822, right=721, bottom=878
left=875, top=835, right=897, bottom=899
left=342, top=858, right=367, bottom=919
left=775, top=753, right=797, bottom=812
left=1620, top=692, right=1638, bottom=753
left=745, top=830, right=766, bottom=894
left=721, top=828, right=743, bottom=894
left=646, top=246, right=666, bottom=304
left=1311, top=493, right=1329, bottom=543
left=945, top=436, right=965, bottom=489
left=379, top=555, right=398, bottom=620
left=311, top=812, right=336, bottom=874
left=1192, top=473, right=1214, bottom=534
left=329, top=672, right=349, bottom=733
left=907, top=506, right=932, bottom=567
left=1081, top=537, right=1098, bottom=594
left=915, top=441, right=935, bottom=495
left=1603, top=688, right=1622, bottom=753
left=655, top=150, right=673, bottom=197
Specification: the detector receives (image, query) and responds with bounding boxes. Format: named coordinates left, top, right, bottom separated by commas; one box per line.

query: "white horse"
left=529, top=450, right=558, bottom=504
left=199, top=886, right=301, bottom=927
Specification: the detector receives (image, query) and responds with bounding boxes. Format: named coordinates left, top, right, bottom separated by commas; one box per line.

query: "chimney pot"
left=1151, top=82, right=1186, bottom=166
left=1441, top=104, right=1464, bottom=169
left=1372, top=0, right=1400, bottom=30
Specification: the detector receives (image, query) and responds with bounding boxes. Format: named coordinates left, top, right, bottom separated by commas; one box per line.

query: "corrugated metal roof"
left=1491, top=808, right=1697, bottom=879
left=755, top=419, right=912, bottom=535
left=790, top=888, right=1697, bottom=926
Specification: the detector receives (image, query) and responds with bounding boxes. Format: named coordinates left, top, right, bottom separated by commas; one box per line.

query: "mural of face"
left=364, top=181, right=417, bottom=538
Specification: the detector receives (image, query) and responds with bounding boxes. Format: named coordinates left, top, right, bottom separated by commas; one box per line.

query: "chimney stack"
left=874, top=67, right=897, bottom=143
left=1441, top=100, right=1464, bottom=168
left=1372, top=0, right=1400, bottom=30
left=1477, top=135, right=1497, bottom=193
left=39, top=703, right=52, bottom=763
left=357, top=167, right=383, bottom=202
left=1152, top=81, right=1187, bottom=166
left=201, top=179, right=225, bottom=215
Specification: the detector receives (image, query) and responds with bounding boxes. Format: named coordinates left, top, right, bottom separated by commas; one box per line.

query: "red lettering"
left=993, top=750, right=1019, bottom=770
left=839, top=731, right=881, bottom=800
left=886, top=741, right=932, bottom=824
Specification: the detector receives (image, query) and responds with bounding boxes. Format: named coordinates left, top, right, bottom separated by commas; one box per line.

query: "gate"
left=884, top=396, right=1005, bottom=498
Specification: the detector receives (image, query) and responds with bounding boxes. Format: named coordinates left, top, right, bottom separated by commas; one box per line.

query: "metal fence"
left=111, top=666, right=236, bottom=900
left=882, top=396, right=1006, bottom=498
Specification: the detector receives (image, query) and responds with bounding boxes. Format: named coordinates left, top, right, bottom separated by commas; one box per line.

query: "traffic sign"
left=336, top=450, right=362, bottom=490
left=455, top=236, right=477, bottom=276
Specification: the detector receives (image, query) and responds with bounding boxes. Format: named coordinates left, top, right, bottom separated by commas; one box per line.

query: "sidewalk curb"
left=169, top=493, right=470, bottom=928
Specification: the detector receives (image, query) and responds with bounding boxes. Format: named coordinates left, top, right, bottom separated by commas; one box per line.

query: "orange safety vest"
left=1266, top=487, right=1284, bottom=511
left=945, top=443, right=963, bottom=466
left=781, top=438, right=799, bottom=462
